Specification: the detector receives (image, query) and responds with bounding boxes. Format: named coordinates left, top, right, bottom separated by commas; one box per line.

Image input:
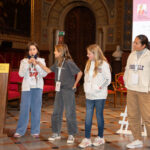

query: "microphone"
left=31, top=55, right=34, bottom=67
left=28, top=55, right=37, bottom=67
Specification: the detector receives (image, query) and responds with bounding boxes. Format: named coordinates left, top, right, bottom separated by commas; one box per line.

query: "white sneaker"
left=48, top=133, right=61, bottom=141
left=67, top=135, right=74, bottom=144
left=79, top=138, right=92, bottom=148
left=14, top=133, right=22, bottom=138
left=126, top=140, right=143, bottom=149
left=93, top=136, right=105, bottom=146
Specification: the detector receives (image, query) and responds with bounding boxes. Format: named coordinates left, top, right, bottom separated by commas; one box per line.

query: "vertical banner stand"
left=0, top=63, right=9, bottom=137
left=117, top=105, right=147, bottom=136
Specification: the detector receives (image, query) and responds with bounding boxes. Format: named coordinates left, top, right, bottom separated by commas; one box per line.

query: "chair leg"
left=120, top=92, right=123, bottom=105
left=114, top=93, right=116, bottom=108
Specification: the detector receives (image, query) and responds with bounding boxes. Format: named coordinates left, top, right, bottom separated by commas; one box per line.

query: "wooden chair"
left=107, top=82, right=116, bottom=107
left=115, top=72, right=127, bottom=105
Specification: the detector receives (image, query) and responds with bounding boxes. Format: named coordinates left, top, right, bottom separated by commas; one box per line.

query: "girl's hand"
left=28, top=58, right=36, bottom=66
left=28, top=59, right=32, bottom=64
left=32, top=60, right=37, bottom=66
left=72, top=85, right=77, bottom=89
left=30, top=58, right=36, bottom=66
left=30, top=58, right=35, bottom=63
left=36, top=61, right=51, bottom=73
left=72, top=85, right=77, bottom=92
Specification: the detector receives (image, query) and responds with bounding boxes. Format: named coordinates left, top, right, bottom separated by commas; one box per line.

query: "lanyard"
left=57, top=59, right=65, bottom=81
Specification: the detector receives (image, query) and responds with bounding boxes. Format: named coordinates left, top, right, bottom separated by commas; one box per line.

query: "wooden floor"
left=1, top=92, right=150, bottom=150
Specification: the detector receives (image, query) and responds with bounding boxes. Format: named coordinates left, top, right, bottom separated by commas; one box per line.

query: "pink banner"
left=133, top=0, right=150, bottom=21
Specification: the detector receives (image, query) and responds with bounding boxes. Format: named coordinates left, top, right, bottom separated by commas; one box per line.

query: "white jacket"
left=19, top=58, right=47, bottom=91
left=84, top=61, right=111, bottom=100
left=124, top=48, right=150, bottom=93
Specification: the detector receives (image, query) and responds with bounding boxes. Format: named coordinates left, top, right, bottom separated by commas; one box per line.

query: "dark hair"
left=26, top=41, right=40, bottom=57
left=136, top=34, right=149, bottom=49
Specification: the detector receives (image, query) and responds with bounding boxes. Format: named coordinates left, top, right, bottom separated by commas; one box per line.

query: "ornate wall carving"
left=47, top=0, right=110, bottom=64
left=104, top=0, right=115, bottom=17
left=123, top=0, right=132, bottom=50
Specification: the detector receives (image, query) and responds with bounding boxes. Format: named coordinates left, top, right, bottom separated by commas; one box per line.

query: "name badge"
left=134, top=65, right=138, bottom=71
left=131, top=72, right=139, bottom=85
left=55, top=81, right=61, bottom=92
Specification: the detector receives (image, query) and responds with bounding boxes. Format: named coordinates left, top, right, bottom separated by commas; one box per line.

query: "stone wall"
left=0, top=0, right=132, bottom=67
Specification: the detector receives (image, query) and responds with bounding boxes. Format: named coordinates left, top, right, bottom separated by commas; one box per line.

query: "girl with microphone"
left=14, top=42, right=47, bottom=138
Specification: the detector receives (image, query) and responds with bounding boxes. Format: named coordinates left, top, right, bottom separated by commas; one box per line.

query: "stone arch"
left=48, top=0, right=109, bottom=27
left=47, top=0, right=110, bottom=64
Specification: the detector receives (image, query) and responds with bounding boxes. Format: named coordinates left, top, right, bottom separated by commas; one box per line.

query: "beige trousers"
left=127, top=90, right=150, bottom=140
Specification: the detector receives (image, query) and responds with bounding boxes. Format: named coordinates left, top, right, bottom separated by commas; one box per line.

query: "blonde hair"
left=85, top=44, right=107, bottom=77
left=55, top=44, right=72, bottom=67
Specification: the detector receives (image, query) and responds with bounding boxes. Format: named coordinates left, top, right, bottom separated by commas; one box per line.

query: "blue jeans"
left=16, top=88, right=43, bottom=135
left=85, top=99, right=105, bottom=138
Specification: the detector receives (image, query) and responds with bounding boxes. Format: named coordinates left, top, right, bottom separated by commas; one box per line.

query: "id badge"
left=135, top=64, right=138, bottom=71
left=55, top=81, right=61, bottom=92
left=131, top=72, right=139, bottom=85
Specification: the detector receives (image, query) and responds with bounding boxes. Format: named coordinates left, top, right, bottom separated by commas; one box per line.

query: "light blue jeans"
left=85, top=99, right=105, bottom=138
left=16, top=88, right=43, bottom=135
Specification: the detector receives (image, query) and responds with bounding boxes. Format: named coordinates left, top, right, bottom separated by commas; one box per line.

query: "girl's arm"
left=73, top=71, right=83, bottom=89
left=100, top=62, right=111, bottom=89
left=36, top=61, right=52, bottom=73
left=19, top=59, right=30, bottom=77
left=34, top=58, right=48, bottom=77
left=123, top=54, right=131, bottom=84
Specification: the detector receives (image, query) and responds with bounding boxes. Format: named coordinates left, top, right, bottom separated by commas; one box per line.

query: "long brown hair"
left=55, top=44, right=72, bottom=67
left=26, top=41, right=40, bottom=57
left=85, top=44, right=107, bottom=77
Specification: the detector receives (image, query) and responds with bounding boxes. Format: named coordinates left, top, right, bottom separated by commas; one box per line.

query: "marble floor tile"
left=1, top=93, right=149, bottom=150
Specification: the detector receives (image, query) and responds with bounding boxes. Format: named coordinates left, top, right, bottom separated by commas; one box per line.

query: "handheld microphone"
left=28, top=55, right=37, bottom=67
left=31, top=55, right=34, bottom=67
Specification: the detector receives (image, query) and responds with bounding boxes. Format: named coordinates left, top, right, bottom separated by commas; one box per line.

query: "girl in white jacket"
left=124, top=35, right=150, bottom=149
left=79, top=44, right=111, bottom=148
left=14, top=42, right=47, bottom=138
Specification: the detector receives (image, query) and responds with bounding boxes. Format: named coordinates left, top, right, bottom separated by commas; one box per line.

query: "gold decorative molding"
left=0, top=34, right=30, bottom=43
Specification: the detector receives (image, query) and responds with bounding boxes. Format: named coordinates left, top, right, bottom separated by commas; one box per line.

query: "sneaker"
left=79, top=138, right=92, bottom=148
left=93, top=136, right=105, bottom=146
left=14, top=133, right=22, bottom=138
left=126, top=140, right=143, bottom=149
left=48, top=133, right=61, bottom=141
left=31, top=134, right=40, bottom=138
left=67, top=135, right=74, bottom=144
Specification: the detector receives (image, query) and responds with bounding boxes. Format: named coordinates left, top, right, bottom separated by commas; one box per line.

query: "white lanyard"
left=57, top=59, right=65, bottom=81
